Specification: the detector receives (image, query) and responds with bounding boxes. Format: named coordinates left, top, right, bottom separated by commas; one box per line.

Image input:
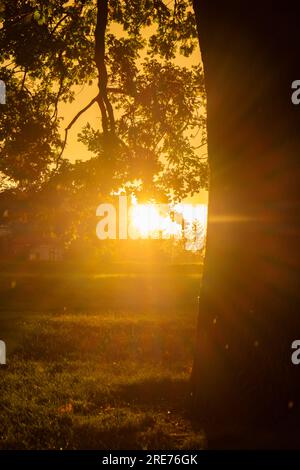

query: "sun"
left=129, top=197, right=208, bottom=243
left=129, top=202, right=179, bottom=239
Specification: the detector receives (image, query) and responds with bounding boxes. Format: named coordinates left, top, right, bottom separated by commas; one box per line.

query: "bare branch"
left=56, top=95, right=99, bottom=168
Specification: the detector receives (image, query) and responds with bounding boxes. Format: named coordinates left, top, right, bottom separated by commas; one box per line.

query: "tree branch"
left=56, top=95, right=99, bottom=168
left=20, top=69, right=27, bottom=91
left=50, top=13, right=70, bottom=36
left=56, top=0, right=115, bottom=167
left=95, top=0, right=115, bottom=135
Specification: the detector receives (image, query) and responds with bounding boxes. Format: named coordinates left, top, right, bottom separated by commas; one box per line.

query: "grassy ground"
left=0, top=263, right=206, bottom=450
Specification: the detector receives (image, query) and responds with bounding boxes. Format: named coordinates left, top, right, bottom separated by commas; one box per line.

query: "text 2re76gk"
left=146, top=454, right=197, bottom=465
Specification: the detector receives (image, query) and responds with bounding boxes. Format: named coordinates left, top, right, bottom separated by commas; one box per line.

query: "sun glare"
left=129, top=197, right=208, bottom=246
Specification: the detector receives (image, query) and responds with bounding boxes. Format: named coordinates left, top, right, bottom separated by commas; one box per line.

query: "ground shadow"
left=114, top=377, right=191, bottom=410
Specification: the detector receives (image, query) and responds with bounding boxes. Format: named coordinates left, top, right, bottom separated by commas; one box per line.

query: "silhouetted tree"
left=0, top=0, right=207, bottom=248
left=0, top=0, right=207, bottom=200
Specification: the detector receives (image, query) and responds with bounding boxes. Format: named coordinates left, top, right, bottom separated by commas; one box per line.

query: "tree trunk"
left=192, top=0, right=300, bottom=447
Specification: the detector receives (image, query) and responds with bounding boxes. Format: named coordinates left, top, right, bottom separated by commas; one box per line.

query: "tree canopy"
left=0, top=0, right=207, bottom=246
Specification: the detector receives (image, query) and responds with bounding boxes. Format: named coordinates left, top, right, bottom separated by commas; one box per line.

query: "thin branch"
left=190, top=119, right=204, bottom=139
left=50, top=13, right=70, bottom=36
left=193, top=142, right=207, bottom=150
left=23, top=85, right=33, bottom=97
left=199, top=153, right=208, bottom=159
left=56, top=95, right=99, bottom=168
left=20, top=70, right=27, bottom=91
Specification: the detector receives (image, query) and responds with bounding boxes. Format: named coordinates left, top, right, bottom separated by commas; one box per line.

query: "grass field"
left=0, top=263, right=206, bottom=450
